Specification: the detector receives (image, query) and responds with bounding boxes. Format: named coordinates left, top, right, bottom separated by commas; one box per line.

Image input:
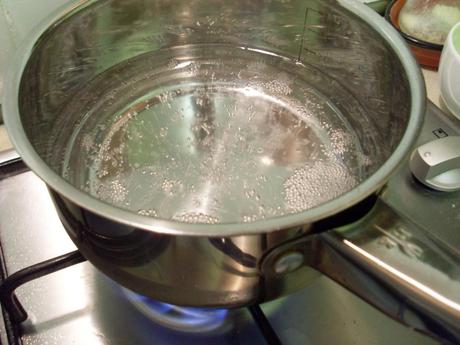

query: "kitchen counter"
left=423, top=68, right=442, bottom=108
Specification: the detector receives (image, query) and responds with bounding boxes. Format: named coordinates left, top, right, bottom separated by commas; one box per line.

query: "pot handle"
left=263, top=199, right=460, bottom=343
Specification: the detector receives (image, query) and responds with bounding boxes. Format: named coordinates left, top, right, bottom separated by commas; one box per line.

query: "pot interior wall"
left=17, top=0, right=411, bottom=224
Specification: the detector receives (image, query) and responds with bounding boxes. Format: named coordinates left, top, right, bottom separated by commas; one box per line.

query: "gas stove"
left=0, top=101, right=458, bottom=345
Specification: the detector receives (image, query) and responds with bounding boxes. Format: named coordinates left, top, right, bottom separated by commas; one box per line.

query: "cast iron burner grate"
left=0, top=249, right=282, bottom=345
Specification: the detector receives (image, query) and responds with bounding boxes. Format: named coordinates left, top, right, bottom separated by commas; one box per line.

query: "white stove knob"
left=409, top=136, right=460, bottom=192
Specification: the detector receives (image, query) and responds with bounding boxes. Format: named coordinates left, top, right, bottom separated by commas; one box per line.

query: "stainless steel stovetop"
left=0, top=102, right=458, bottom=345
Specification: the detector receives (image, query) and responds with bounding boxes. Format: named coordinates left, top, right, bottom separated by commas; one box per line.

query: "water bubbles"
left=81, top=134, right=94, bottom=152
left=97, top=179, right=128, bottom=204
left=158, top=91, right=173, bottom=104
left=243, top=215, right=259, bottom=223
left=159, top=127, right=169, bottom=137
left=245, top=189, right=256, bottom=198
left=137, top=209, right=158, bottom=217
left=161, top=179, right=183, bottom=196
left=174, top=212, right=219, bottom=224
left=256, top=175, right=268, bottom=184
left=264, top=79, right=292, bottom=96
left=283, top=161, right=357, bottom=212
left=329, top=129, right=353, bottom=155
left=60, top=44, right=367, bottom=226
left=358, top=154, right=373, bottom=167
left=196, top=97, right=205, bottom=107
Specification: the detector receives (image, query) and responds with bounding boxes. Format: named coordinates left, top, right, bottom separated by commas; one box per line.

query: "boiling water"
left=58, top=44, right=368, bottom=224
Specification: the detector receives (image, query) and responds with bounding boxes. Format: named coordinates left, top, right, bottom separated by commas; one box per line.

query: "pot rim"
left=3, top=0, right=426, bottom=236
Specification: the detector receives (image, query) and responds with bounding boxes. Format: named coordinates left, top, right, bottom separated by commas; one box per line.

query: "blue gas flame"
left=124, top=289, right=228, bottom=332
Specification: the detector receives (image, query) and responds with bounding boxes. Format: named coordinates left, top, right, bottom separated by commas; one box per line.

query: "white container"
left=439, top=21, right=460, bottom=120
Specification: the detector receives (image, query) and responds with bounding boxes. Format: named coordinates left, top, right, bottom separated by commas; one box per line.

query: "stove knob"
left=409, top=136, right=460, bottom=192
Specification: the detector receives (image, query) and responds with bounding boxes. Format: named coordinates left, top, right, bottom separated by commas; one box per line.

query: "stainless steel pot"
left=3, top=0, right=460, bottom=343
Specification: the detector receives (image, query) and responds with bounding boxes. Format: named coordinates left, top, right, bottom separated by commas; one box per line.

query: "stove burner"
left=123, top=289, right=228, bottom=332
